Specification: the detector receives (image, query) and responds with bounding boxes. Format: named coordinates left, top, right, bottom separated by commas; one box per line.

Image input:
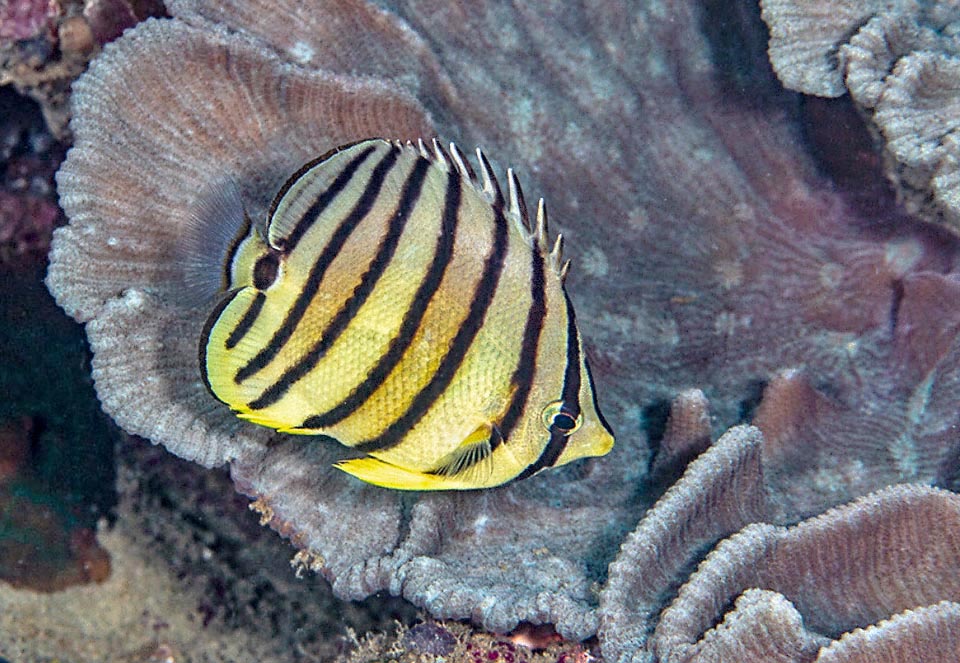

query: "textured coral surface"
left=761, top=0, right=960, bottom=230
left=35, top=0, right=960, bottom=660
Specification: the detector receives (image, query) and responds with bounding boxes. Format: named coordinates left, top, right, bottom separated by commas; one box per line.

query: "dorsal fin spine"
left=475, top=148, right=503, bottom=208
left=449, top=142, right=475, bottom=180
left=413, top=139, right=570, bottom=278
left=550, top=234, right=567, bottom=280
left=415, top=138, right=430, bottom=160
left=535, top=198, right=549, bottom=251
left=506, top=168, right=531, bottom=239
left=431, top=138, right=451, bottom=171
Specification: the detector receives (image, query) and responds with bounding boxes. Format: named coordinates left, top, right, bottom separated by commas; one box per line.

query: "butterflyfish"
left=196, top=138, right=614, bottom=490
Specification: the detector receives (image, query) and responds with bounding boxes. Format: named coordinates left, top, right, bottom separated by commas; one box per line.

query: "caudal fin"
left=174, top=177, right=252, bottom=308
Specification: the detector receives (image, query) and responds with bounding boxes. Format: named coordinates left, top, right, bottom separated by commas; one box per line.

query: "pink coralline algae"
left=0, top=0, right=166, bottom=138
left=0, top=0, right=56, bottom=41
left=382, top=620, right=592, bottom=663
left=0, top=189, right=60, bottom=264
left=44, top=0, right=960, bottom=658
left=402, top=622, right=458, bottom=657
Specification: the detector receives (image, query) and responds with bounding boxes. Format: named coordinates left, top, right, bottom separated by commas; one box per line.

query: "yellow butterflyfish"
left=195, top=138, right=614, bottom=490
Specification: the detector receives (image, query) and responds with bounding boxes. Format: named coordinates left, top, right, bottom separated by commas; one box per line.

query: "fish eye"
left=540, top=400, right=582, bottom=435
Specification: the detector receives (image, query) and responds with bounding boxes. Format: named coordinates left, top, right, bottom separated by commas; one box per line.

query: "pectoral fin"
left=430, top=423, right=499, bottom=478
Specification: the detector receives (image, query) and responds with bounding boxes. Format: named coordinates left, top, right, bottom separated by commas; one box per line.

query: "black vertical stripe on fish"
left=271, top=143, right=379, bottom=251
left=354, top=198, right=510, bottom=454
left=234, top=147, right=400, bottom=384
left=300, top=170, right=463, bottom=430
left=585, top=355, right=614, bottom=436
left=488, top=239, right=547, bottom=450
left=247, top=157, right=431, bottom=411
left=220, top=212, right=251, bottom=291
left=225, top=291, right=266, bottom=350
left=199, top=288, right=244, bottom=401
left=426, top=241, right=547, bottom=477
left=266, top=140, right=370, bottom=226
left=513, top=291, right=582, bottom=481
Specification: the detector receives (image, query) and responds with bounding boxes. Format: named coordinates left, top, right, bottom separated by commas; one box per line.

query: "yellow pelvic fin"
left=236, top=409, right=294, bottom=431
left=334, top=457, right=464, bottom=491
left=335, top=423, right=504, bottom=491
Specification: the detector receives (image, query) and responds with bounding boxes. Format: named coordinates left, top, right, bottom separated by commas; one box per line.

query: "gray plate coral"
left=46, top=0, right=960, bottom=658
left=761, top=0, right=960, bottom=229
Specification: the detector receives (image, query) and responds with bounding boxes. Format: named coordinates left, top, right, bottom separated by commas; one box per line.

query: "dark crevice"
left=641, top=398, right=673, bottom=472
left=889, top=278, right=905, bottom=338
left=738, top=379, right=768, bottom=425
left=697, top=0, right=785, bottom=106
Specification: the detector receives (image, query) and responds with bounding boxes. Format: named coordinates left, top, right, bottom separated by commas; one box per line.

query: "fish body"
left=199, top=138, right=613, bottom=490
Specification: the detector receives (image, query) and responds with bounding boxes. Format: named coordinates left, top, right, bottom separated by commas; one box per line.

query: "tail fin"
left=174, top=177, right=253, bottom=308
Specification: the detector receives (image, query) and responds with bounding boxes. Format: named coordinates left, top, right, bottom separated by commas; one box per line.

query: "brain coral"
left=46, top=0, right=960, bottom=657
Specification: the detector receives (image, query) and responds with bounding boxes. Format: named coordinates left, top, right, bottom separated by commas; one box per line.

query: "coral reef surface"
left=33, top=0, right=960, bottom=660
left=0, top=438, right=419, bottom=662
left=0, top=0, right=166, bottom=136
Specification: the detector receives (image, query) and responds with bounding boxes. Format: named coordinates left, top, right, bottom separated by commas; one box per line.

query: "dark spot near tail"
left=253, top=252, right=280, bottom=290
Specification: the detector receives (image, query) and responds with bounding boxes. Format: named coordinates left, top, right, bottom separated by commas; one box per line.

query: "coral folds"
left=761, top=0, right=960, bottom=230
left=651, top=484, right=960, bottom=663
left=43, top=0, right=960, bottom=658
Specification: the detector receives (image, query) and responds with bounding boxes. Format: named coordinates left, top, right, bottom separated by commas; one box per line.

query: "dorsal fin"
left=448, top=143, right=476, bottom=180
left=474, top=147, right=504, bottom=209
left=506, top=168, right=529, bottom=236
left=418, top=140, right=571, bottom=280
left=264, top=138, right=571, bottom=281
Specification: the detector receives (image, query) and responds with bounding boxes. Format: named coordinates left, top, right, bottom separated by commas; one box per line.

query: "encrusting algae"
left=195, top=138, right=613, bottom=490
